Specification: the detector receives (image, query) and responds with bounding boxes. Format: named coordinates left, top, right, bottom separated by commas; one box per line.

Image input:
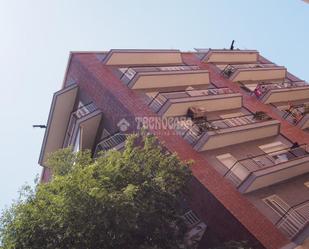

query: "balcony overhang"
left=39, top=85, right=78, bottom=166
left=159, top=93, right=242, bottom=117
left=129, top=70, right=210, bottom=89
left=102, top=49, right=183, bottom=66
left=238, top=155, right=309, bottom=193
left=231, top=67, right=287, bottom=82
left=195, top=120, right=280, bottom=151
left=262, top=86, right=309, bottom=104
left=202, top=49, right=259, bottom=64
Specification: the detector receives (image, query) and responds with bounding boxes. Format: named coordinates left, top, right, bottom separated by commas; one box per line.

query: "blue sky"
left=0, top=0, right=308, bottom=210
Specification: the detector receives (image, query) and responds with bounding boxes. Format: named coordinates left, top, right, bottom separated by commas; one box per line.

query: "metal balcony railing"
left=275, top=103, right=309, bottom=126
left=119, top=65, right=201, bottom=85
left=223, top=144, right=309, bottom=187
left=94, top=132, right=127, bottom=156
left=183, top=210, right=201, bottom=227
left=276, top=200, right=309, bottom=239
left=63, top=102, right=97, bottom=147
left=253, top=81, right=309, bottom=100
left=148, top=87, right=235, bottom=113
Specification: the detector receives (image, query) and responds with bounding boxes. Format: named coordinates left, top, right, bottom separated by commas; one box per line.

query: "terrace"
left=39, top=85, right=79, bottom=166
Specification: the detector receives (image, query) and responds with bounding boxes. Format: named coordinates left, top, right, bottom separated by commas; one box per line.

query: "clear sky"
left=0, top=0, right=308, bottom=210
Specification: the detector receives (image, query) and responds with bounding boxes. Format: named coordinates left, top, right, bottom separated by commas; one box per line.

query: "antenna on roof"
left=230, top=40, right=235, bottom=50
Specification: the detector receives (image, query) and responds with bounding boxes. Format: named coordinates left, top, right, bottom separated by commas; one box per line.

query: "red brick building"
left=39, top=49, right=309, bottom=249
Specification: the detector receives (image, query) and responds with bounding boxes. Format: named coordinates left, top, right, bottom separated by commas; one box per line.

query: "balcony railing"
left=94, top=132, right=127, bottom=156
left=253, top=81, right=309, bottom=100
left=177, top=113, right=272, bottom=146
left=283, top=105, right=306, bottom=125
left=148, top=87, right=235, bottom=113
left=63, top=102, right=97, bottom=147
left=223, top=144, right=309, bottom=187
left=183, top=210, right=201, bottom=228
left=276, top=200, right=309, bottom=239
left=222, top=63, right=276, bottom=78
left=119, top=65, right=201, bottom=85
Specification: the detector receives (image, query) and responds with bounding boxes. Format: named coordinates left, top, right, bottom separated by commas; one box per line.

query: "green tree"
left=0, top=134, right=192, bottom=249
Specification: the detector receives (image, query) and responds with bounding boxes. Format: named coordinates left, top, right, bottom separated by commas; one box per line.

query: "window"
left=259, top=141, right=289, bottom=156
left=216, top=153, right=237, bottom=169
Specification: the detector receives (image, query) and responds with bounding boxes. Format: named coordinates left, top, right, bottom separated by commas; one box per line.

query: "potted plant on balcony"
left=253, top=111, right=270, bottom=121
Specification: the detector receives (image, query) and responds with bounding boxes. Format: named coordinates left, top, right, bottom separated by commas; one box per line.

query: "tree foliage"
left=0, top=134, right=192, bottom=249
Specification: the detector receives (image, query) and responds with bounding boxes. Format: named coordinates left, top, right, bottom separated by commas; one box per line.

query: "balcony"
left=177, top=112, right=280, bottom=151
left=39, top=85, right=78, bottom=166
left=148, top=87, right=242, bottom=117
left=63, top=102, right=102, bottom=151
left=102, top=49, right=183, bottom=66
left=276, top=103, right=309, bottom=129
left=221, top=144, right=309, bottom=193
left=253, top=81, right=309, bottom=104
left=222, top=63, right=287, bottom=82
left=119, top=65, right=210, bottom=89
left=201, top=49, right=259, bottom=64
